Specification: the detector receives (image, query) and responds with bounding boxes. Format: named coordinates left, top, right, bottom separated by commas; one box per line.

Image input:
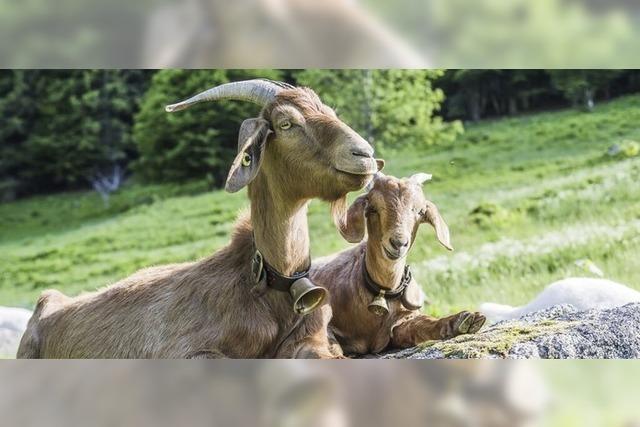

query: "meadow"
left=1, top=95, right=640, bottom=317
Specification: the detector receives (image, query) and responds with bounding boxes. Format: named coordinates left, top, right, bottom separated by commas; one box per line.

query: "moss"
left=417, top=319, right=577, bottom=358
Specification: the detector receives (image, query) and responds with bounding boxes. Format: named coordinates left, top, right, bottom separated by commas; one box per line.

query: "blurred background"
left=0, top=360, right=638, bottom=427
left=1, top=69, right=639, bottom=318
left=1, top=0, right=639, bottom=67
left=2, top=0, right=640, bottom=423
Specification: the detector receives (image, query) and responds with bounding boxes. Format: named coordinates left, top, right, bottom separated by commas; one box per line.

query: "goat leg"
left=391, top=311, right=486, bottom=348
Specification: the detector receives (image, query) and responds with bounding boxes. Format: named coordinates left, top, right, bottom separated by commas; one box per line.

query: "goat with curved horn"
left=165, top=79, right=289, bottom=112
left=18, top=78, right=383, bottom=359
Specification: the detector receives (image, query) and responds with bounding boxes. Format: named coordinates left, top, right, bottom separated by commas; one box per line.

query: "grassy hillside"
left=2, top=95, right=640, bottom=315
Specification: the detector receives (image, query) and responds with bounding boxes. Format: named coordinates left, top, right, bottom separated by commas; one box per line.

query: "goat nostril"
left=389, top=238, right=409, bottom=250
left=351, top=150, right=372, bottom=158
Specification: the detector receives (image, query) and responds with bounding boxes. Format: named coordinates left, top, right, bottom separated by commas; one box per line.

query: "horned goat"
left=18, top=79, right=380, bottom=358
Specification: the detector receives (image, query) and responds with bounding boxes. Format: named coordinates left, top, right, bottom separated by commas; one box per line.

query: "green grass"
left=1, top=95, right=640, bottom=315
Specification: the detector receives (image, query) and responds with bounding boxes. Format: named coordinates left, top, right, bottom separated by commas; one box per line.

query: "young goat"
left=18, top=80, right=380, bottom=358
left=311, top=173, right=485, bottom=355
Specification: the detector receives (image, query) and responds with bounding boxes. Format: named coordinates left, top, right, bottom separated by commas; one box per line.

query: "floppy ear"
left=340, top=195, right=368, bottom=243
left=225, top=118, right=272, bottom=193
left=422, top=200, right=453, bottom=251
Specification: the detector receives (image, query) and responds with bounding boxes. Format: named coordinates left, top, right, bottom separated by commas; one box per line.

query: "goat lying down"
left=311, top=173, right=485, bottom=356
left=18, top=80, right=380, bottom=358
left=481, top=277, right=640, bottom=324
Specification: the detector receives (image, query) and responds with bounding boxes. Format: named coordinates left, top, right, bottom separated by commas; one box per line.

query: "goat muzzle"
left=290, top=278, right=327, bottom=315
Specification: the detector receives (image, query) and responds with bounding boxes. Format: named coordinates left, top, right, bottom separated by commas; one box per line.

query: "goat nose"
left=389, top=237, right=409, bottom=250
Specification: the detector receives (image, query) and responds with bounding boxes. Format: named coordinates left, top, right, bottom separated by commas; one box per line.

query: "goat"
left=310, top=173, right=485, bottom=356
left=17, top=79, right=381, bottom=358
left=480, top=277, right=640, bottom=324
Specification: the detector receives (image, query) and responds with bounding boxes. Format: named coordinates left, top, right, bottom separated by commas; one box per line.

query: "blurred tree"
left=132, top=69, right=283, bottom=185
left=0, top=70, right=150, bottom=197
left=549, top=70, right=623, bottom=111
left=438, top=70, right=559, bottom=121
left=437, top=70, right=640, bottom=121
left=0, top=70, right=39, bottom=200
left=294, top=69, right=462, bottom=149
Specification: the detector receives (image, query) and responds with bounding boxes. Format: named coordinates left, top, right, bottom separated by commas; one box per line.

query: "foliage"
left=294, top=69, right=463, bottom=150
left=132, top=69, right=283, bottom=184
left=0, top=70, right=151, bottom=197
left=437, top=69, right=640, bottom=121
left=548, top=70, right=623, bottom=110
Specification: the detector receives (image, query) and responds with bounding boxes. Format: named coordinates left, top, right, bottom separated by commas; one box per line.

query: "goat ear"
left=225, top=118, right=272, bottom=193
left=422, top=200, right=453, bottom=251
left=340, top=195, right=368, bottom=243
left=376, top=159, right=385, bottom=171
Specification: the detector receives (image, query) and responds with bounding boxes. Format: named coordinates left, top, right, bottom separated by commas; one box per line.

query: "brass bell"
left=290, top=277, right=327, bottom=315
left=368, top=291, right=389, bottom=316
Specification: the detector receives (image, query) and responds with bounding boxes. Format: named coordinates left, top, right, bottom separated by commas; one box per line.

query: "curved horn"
left=165, top=79, right=288, bottom=112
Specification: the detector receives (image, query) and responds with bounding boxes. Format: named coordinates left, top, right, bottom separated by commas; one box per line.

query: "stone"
left=0, top=307, right=32, bottom=358
left=379, top=303, right=640, bottom=359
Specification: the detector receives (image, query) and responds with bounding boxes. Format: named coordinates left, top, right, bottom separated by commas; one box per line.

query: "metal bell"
left=368, top=291, right=389, bottom=316
left=290, top=277, right=327, bottom=315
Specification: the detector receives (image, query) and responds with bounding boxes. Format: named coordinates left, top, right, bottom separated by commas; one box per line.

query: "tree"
left=132, top=69, right=283, bottom=185
left=549, top=70, right=623, bottom=111
left=294, top=70, right=461, bottom=150
left=0, top=70, right=150, bottom=197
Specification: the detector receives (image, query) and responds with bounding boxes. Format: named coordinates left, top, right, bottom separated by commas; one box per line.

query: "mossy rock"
left=416, top=319, right=575, bottom=358
left=379, top=304, right=640, bottom=359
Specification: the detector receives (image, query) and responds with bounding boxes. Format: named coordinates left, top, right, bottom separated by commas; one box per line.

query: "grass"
left=1, top=95, right=640, bottom=316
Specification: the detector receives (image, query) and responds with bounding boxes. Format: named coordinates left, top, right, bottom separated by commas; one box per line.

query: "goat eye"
left=241, top=152, right=252, bottom=167
left=279, top=121, right=292, bottom=130
left=418, top=209, right=425, bottom=217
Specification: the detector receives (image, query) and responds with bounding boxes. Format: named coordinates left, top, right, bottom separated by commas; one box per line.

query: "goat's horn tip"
left=165, top=103, right=183, bottom=113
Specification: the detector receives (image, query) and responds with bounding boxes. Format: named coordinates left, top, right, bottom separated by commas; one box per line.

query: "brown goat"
left=17, top=80, right=380, bottom=358
left=310, top=173, right=485, bottom=356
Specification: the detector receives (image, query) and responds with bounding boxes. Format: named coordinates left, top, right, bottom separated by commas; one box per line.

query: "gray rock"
left=0, top=307, right=32, bottom=358
left=380, top=303, right=640, bottom=359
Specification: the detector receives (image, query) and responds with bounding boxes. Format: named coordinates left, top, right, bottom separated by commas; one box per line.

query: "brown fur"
left=17, top=86, right=377, bottom=359
left=311, top=174, right=485, bottom=356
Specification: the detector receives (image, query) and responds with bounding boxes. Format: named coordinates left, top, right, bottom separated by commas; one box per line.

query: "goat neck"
left=248, top=165, right=310, bottom=276
left=364, top=241, right=407, bottom=291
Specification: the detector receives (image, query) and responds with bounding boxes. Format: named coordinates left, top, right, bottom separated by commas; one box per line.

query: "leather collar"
left=362, top=262, right=412, bottom=299
left=251, top=250, right=310, bottom=292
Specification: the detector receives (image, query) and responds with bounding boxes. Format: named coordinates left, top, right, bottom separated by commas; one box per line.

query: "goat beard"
left=330, top=195, right=349, bottom=240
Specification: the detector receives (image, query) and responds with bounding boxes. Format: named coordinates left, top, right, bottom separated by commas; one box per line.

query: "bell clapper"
left=368, top=290, right=389, bottom=317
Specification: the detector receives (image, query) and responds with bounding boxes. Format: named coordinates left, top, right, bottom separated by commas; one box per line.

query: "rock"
left=379, top=303, right=640, bottom=359
left=0, top=307, right=32, bottom=358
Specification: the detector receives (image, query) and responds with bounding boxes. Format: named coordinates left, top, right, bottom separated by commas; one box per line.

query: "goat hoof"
left=468, top=312, right=486, bottom=333
left=454, top=311, right=485, bottom=335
